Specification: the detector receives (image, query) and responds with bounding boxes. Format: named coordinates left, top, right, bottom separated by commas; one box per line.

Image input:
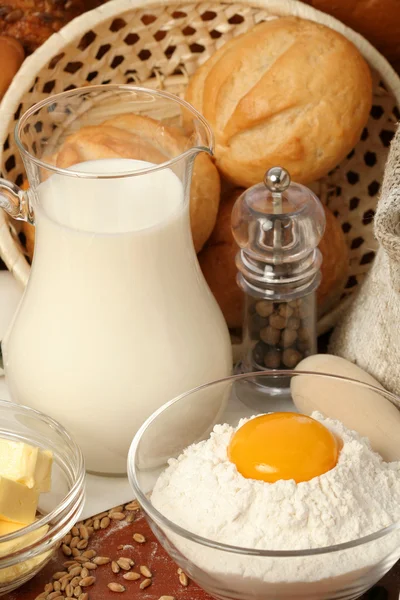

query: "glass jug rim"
left=15, top=84, right=214, bottom=180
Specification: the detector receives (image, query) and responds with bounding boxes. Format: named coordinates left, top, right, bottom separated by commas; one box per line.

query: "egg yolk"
left=228, top=412, right=341, bottom=483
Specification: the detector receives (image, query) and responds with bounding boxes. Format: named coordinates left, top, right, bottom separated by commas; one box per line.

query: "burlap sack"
left=330, top=123, right=400, bottom=394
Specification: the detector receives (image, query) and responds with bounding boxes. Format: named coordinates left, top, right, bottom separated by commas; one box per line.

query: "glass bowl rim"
left=15, top=83, right=213, bottom=180
left=128, top=369, right=400, bottom=558
left=0, top=398, right=85, bottom=550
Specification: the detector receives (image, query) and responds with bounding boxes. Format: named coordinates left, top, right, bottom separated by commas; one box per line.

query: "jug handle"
left=0, top=178, right=34, bottom=223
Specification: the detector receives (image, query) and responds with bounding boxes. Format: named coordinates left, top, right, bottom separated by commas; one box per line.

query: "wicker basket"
left=0, top=0, right=399, bottom=334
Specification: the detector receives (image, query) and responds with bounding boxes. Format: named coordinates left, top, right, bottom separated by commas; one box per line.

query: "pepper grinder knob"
left=264, top=167, right=291, bottom=194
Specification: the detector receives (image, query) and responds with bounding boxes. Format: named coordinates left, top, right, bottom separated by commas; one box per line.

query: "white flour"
left=151, top=412, right=400, bottom=589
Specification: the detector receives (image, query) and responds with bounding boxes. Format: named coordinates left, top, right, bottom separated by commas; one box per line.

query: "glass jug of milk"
left=0, top=85, right=232, bottom=474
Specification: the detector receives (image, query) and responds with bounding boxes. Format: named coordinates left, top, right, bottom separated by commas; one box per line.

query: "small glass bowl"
left=128, top=371, right=400, bottom=600
left=0, top=399, right=85, bottom=595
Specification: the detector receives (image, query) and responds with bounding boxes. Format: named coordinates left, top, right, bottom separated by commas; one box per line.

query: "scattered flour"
left=151, top=412, right=400, bottom=590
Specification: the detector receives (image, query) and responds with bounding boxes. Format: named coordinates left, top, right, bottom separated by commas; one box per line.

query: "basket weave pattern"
left=0, top=0, right=399, bottom=331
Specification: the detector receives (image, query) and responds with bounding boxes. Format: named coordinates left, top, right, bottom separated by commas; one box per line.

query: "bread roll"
left=48, top=114, right=220, bottom=253
left=199, top=190, right=244, bottom=329
left=293, top=354, right=400, bottom=462
left=317, top=204, right=349, bottom=316
left=200, top=190, right=349, bottom=328
left=186, top=17, right=372, bottom=188
left=0, top=36, right=24, bottom=100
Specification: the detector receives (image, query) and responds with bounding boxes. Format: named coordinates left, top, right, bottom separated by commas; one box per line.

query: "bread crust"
left=186, top=17, right=372, bottom=188
left=199, top=189, right=244, bottom=329
left=0, top=35, right=24, bottom=100
left=317, top=204, right=349, bottom=315
left=306, top=0, right=400, bottom=66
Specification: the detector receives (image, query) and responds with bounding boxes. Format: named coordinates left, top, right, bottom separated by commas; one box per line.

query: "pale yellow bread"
left=55, top=123, right=167, bottom=167
left=186, top=17, right=372, bottom=187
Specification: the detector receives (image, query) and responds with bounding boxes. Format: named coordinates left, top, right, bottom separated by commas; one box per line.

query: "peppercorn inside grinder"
left=232, top=167, right=326, bottom=390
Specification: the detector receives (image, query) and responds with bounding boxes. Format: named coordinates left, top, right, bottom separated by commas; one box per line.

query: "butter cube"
left=0, top=439, right=52, bottom=492
left=33, top=449, right=53, bottom=493
left=0, top=477, right=39, bottom=524
left=0, top=519, right=50, bottom=583
left=0, top=550, right=51, bottom=584
left=0, top=520, right=49, bottom=557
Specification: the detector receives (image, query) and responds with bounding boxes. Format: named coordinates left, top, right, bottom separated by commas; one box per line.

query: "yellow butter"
left=33, top=449, right=53, bottom=493
left=0, top=520, right=49, bottom=557
left=0, top=477, right=39, bottom=524
left=0, top=549, right=51, bottom=584
left=0, top=439, right=53, bottom=492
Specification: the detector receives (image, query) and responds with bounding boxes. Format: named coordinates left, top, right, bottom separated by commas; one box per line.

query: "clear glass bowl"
left=128, top=371, right=400, bottom=600
left=0, top=399, right=85, bottom=595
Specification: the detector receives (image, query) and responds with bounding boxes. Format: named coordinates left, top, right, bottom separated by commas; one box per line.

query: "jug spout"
left=3, top=85, right=215, bottom=254
left=0, top=179, right=33, bottom=223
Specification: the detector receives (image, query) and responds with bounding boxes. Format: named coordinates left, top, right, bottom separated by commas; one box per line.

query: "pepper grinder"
left=232, top=166, right=326, bottom=382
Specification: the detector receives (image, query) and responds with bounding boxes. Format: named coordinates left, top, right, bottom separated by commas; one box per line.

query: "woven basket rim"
left=1, top=0, right=400, bottom=142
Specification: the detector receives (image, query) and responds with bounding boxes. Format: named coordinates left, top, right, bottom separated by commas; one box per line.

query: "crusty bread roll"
left=45, top=114, right=220, bottom=253
left=199, top=189, right=244, bottom=329
left=200, top=190, right=349, bottom=328
left=0, top=36, right=24, bottom=100
left=317, top=203, right=349, bottom=316
left=186, top=17, right=372, bottom=188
